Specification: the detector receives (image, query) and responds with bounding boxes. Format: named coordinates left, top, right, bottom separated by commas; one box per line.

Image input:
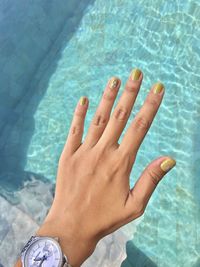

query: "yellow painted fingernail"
left=131, top=68, right=142, bottom=81
left=109, top=77, right=120, bottom=89
left=153, top=82, right=164, bottom=94
left=160, top=157, right=176, bottom=172
left=79, top=96, right=87, bottom=106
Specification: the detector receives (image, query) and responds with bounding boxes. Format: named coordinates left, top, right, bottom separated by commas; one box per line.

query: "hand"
left=36, top=68, right=176, bottom=267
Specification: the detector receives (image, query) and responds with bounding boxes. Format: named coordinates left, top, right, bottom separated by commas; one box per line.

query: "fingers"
left=63, top=96, right=89, bottom=155
left=97, top=68, right=143, bottom=148
left=119, top=82, right=165, bottom=161
left=125, top=156, right=176, bottom=218
left=84, top=77, right=121, bottom=148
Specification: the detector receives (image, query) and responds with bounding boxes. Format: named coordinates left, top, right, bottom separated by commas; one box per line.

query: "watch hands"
left=34, top=255, right=47, bottom=267
left=34, top=251, right=51, bottom=261
left=34, top=251, right=41, bottom=261
left=38, top=257, right=46, bottom=267
left=34, top=257, right=42, bottom=261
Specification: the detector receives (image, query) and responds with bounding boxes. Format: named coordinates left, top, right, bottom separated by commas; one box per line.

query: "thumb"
left=126, top=156, right=176, bottom=217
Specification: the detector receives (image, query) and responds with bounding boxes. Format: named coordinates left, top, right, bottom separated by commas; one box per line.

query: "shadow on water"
left=193, top=99, right=200, bottom=202
left=0, top=0, right=95, bottom=199
left=121, top=241, right=157, bottom=267
left=193, top=259, right=200, bottom=267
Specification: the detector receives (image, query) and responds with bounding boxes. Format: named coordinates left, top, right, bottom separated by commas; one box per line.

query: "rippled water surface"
left=25, top=0, right=200, bottom=266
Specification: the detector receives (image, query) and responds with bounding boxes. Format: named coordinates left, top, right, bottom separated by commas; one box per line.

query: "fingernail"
left=131, top=68, right=142, bottom=81
left=153, top=82, right=164, bottom=94
left=160, top=157, right=176, bottom=172
left=79, top=96, right=87, bottom=106
left=109, top=77, right=120, bottom=89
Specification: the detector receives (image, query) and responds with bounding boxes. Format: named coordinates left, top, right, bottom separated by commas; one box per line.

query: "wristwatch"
left=20, top=235, right=72, bottom=267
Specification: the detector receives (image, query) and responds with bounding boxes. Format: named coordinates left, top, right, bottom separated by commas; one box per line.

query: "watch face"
left=24, top=237, right=63, bottom=267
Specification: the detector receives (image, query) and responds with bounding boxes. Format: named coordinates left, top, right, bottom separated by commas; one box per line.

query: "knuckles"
left=113, top=106, right=129, bottom=122
left=126, top=202, right=145, bottom=222
left=133, top=115, right=150, bottom=132
left=92, top=114, right=108, bottom=127
left=70, top=124, right=82, bottom=136
left=123, top=206, right=144, bottom=224
left=146, top=168, right=161, bottom=186
left=102, top=91, right=116, bottom=102
left=145, top=94, right=160, bottom=107
left=125, top=81, right=140, bottom=93
left=58, top=136, right=131, bottom=183
left=133, top=206, right=145, bottom=219
left=74, top=109, right=85, bottom=118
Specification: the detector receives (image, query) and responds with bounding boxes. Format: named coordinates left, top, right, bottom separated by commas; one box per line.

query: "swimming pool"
left=0, top=0, right=199, bottom=266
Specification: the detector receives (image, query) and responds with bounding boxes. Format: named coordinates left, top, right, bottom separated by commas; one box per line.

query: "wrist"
left=35, top=219, right=97, bottom=267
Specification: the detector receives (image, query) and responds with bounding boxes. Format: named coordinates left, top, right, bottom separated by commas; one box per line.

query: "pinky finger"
left=63, top=96, right=89, bottom=156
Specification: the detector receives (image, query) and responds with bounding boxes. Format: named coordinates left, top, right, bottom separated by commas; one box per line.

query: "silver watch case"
left=20, top=235, right=72, bottom=267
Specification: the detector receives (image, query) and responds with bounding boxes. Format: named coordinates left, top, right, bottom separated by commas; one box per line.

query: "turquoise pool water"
left=0, top=0, right=200, bottom=266
left=25, top=1, right=200, bottom=266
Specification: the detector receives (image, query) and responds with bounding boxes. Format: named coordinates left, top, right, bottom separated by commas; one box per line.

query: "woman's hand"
left=36, top=68, right=176, bottom=267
